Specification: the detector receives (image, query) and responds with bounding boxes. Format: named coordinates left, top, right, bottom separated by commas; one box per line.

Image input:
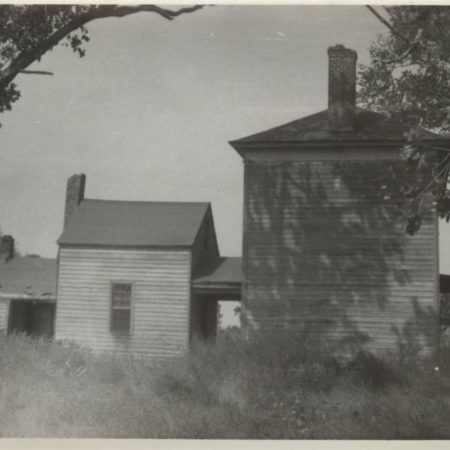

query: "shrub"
left=345, top=351, right=407, bottom=390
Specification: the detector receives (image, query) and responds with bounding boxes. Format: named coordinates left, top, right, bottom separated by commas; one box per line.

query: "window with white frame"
left=110, top=282, right=132, bottom=334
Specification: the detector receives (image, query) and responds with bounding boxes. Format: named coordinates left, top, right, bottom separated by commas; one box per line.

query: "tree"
left=0, top=4, right=203, bottom=117
left=360, top=6, right=450, bottom=231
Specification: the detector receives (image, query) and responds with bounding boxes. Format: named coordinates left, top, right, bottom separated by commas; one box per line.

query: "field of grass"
left=2, top=330, right=450, bottom=438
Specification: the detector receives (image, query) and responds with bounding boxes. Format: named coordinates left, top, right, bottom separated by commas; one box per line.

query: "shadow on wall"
left=245, top=158, right=437, bottom=356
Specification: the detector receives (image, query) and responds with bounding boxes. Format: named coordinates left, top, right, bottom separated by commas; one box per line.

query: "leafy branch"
left=361, top=6, right=450, bottom=232
left=0, top=5, right=203, bottom=117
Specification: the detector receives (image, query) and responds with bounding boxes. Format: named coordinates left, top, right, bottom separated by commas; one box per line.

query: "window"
left=110, top=283, right=132, bottom=334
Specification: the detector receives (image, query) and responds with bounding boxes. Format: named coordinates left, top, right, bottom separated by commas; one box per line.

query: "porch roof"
left=193, top=257, right=242, bottom=299
left=0, top=256, right=57, bottom=300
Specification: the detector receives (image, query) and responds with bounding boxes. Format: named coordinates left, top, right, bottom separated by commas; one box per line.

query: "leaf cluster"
left=0, top=5, right=92, bottom=114
left=0, top=6, right=90, bottom=59
left=359, top=6, right=450, bottom=134
left=360, top=6, right=450, bottom=231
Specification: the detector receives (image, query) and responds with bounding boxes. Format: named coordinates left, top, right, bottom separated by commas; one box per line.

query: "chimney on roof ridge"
left=64, top=173, right=86, bottom=228
left=327, top=44, right=357, bottom=133
left=0, top=235, right=14, bottom=262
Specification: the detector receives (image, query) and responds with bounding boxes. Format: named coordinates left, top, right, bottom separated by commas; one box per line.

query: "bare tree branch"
left=19, top=70, right=53, bottom=76
left=384, top=29, right=423, bottom=64
left=367, top=5, right=433, bottom=65
left=107, top=5, right=205, bottom=21
left=366, top=5, right=411, bottom=45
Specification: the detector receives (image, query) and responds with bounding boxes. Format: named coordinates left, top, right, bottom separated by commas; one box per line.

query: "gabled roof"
left=0, top=256, right=57, bottom=299
left=230, top=107, right=447, bottom=150
left=57, top=199, right=210, bottom=247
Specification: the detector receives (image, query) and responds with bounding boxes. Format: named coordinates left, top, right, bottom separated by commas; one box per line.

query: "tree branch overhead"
left=0, top=4, right=203, bottom=115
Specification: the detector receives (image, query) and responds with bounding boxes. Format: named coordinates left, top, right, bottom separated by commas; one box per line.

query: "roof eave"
left=230, top=138, right=450, bottom=156
left=0, top=293, right=56, bottom=301
left=57, top=242, right=195, bottom=250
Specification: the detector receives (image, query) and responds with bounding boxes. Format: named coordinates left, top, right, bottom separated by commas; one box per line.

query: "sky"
left=1, top=5, right=450, bottom=279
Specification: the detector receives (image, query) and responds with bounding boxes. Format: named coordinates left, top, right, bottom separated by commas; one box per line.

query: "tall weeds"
left=1, top=330, right=450, bottom=438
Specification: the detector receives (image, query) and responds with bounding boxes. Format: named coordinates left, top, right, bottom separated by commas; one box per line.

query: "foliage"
left=360, top=6, right=450, bottom=231
left=3, top=331, right=450, bottom=438
left=345, top=351, right=406, bottom=389
left=360, top=6, right=450, bottom=134
left=0, top=4, right=202, bottom=120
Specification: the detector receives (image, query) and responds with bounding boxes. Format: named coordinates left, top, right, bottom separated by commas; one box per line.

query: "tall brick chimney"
left=0, top=235, right=14, bottom=262
left=327, top=45, right=357, bottom=132
left=64, top=174, right=86, bottom=228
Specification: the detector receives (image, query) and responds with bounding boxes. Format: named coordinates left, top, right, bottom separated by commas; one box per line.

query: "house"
left=55, top=174, right=241, bottom=358
left=0, top=236, right=56, bottom=338
left=4, top=44, right=450, bottom=359
left=229, top=45, right=450, bottom=356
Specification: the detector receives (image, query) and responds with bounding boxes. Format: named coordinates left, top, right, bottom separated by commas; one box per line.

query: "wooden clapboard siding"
left=0, top=300, right=9, bottom=334
left=55, top=247, right=192, bottom=358
left=189, top=293, right=202, bottom=342
left=243, top=158, right=439, bottom=355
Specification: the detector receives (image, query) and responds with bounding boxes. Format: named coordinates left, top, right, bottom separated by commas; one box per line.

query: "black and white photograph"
left=2, top=3, right=450, bottom=441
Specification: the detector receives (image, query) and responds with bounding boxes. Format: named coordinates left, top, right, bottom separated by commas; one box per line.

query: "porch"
left=191, top=257, right=242, bottom=340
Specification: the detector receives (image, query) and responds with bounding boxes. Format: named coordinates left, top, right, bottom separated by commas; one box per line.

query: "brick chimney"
left=64, top=174, right=86, bottom=228
left=327, top=45, right=357, bottom=132
left=0, top=235, right=14, bottom=262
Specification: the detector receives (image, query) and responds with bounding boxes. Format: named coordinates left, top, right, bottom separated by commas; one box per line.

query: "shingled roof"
left=58, top=199, right=210, bottom=247
left=0, top=256, right=57, bottom=299
left=193, top=257, right=242, bottom=298
left=194, top=257, right=242, bottom=284
left=230, top=108, right=447, bottom=151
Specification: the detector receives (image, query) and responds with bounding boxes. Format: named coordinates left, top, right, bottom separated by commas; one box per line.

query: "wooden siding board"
left=241, top=160, right=250, bottom=334
left=56, top=247, right=192, bottom=358
left=0, top=300, right=9, bottom=334
left=434, top=207, right=441, bottom=347
left=243, top=158, right=439, bottom=355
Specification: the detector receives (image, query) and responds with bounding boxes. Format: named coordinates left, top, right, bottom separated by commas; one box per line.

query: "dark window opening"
left=111, top=283, right=132, bottom=334
left=200, top=300, right=218, bottom=341
left=8, top=300, right=54, bottom=338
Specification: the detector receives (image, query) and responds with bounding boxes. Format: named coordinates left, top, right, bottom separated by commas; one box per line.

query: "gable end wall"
left=55, top=246, right=192, bottom=358
left=190, top=207, right=221, bottom=342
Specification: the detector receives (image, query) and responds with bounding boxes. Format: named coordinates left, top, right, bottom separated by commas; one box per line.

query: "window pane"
left=112, top=283, right=131, bottom=308
left=111, top=309, right=131, bottom=333
left=111, top=283, right=132, bottom=333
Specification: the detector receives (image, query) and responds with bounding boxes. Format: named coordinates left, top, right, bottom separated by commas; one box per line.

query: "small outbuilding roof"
left=194, top=257, right=242, bottom=284
left=58, top=199, right=210, bottom=247
left=193, top=257, right=242, bottom=299
left=0, top=256, right=57, bottom=299
left=230, top=108, right=447, bottom=150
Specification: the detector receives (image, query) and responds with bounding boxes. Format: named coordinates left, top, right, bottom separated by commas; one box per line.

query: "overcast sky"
left=2, top=5, right=450, bottom=275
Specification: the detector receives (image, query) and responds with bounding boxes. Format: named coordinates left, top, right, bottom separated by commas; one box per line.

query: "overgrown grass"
left=2, top=330, right=450, bottom=438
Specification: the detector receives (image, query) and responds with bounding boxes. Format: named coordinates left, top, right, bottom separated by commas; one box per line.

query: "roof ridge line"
left=83, top=198, right=211, bottom=206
